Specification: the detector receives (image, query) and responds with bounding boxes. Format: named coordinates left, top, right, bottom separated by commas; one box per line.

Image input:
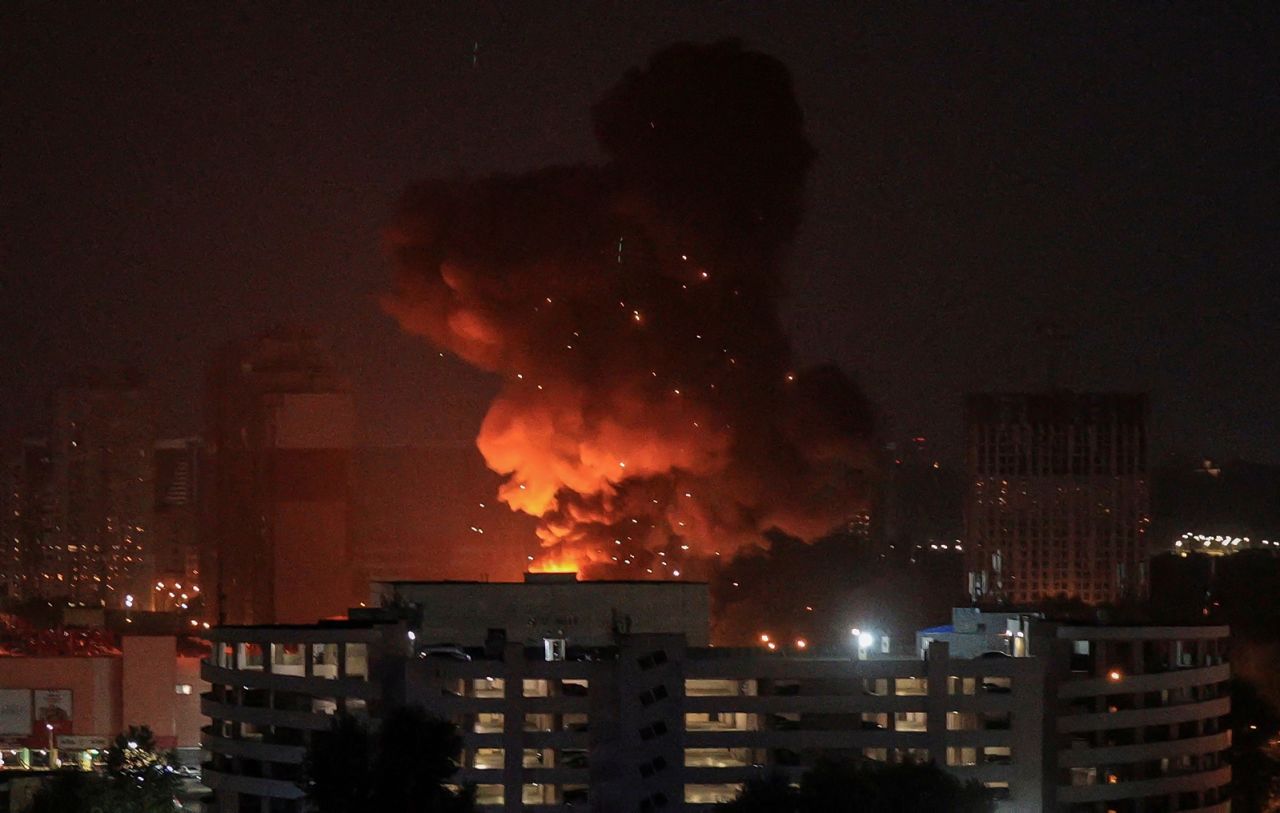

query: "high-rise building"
left=0, top=437, right=53, bottom=600
left=44, top=376, right=157, bottom=608
left=964, top=392, right=1150, bottom=605
left=206, top=329, right=357, bottom=625
left=152, top=437, right=204, bottom=611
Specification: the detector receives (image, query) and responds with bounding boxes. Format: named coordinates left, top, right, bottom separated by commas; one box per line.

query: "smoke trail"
left=384, top=41, right=873, bottom=575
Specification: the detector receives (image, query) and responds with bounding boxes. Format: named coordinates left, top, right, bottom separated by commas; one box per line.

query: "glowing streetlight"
left=858, top=632, right=875, bottom=649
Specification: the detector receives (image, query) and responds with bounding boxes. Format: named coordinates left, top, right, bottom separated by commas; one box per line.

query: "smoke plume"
left=384, top=41, right=873, bottom=576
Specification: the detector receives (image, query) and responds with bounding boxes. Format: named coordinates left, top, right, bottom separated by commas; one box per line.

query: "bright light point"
left=1107, top=669, right=1123, bottom=682
left=766, top=642, right=777, bottom=651
left=672, top=570, right=680, bottom=577
left=407, top=631, right=416, bottom=641
left=680, top=254, right=688, bottom=260
left=850, top=628, right=861, bottom=637
left=760, top=633, right=770, bottom=643
left=795, top=639, right=807, bottom=649
left=858, top=632, right=875, bottom=649
left=618, top=461, right=626, bottom=469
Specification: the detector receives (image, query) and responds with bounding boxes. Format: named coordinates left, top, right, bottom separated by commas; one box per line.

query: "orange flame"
left=528, top=554, right=582, bottom=575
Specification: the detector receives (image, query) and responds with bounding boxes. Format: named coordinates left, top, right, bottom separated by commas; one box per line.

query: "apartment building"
left=201, top=577, right=1230, bottom=813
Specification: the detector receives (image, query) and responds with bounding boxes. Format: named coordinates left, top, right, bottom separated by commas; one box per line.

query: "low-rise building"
left=0, top=633, right=207, bottom=769
left=202, top=576, right=1230, bottom=813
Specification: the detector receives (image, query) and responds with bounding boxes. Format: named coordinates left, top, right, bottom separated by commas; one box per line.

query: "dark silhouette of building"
left=964, top=392, right=1150, bottom=604
left=44, top=375, right=157, bottom=608
left=152, top=436, right=203, bottom=610
left=205, top=329, right=357, bottom=624
left=0, top=436, right=53, bottom=600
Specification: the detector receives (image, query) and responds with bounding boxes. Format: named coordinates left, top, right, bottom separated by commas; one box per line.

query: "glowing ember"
left=385, top=41, right=873, bottom=577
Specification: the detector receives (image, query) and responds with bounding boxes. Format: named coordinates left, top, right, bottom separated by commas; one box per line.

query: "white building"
left=201, top=576, right=1230, bottom=812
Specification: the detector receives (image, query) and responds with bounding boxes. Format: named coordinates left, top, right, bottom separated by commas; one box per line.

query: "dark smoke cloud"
left=384, top=41, right=873, bottom=574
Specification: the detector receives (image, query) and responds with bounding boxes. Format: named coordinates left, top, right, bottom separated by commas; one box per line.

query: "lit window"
left=175, top=684, right=193, bottom=695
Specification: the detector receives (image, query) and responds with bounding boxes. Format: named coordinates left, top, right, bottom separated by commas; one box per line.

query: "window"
left=472, top=678, right=504, bottom=698
left=174, top=684, right=193, bottom=695
left=894, top=677, right=928, bottom=696
left=685, top=748, right=750, bottom=767
left=522, top=748, right=549, bottom=768
left=475, top=713, right=504, bottom=733
left=472, top=748, right=504, bottom=769
left=522, top=784, right=555, bottom=805
left=684, top=784, right=743, bottom=804
left=523, top=679, right=549, bottom=697
left=948, top=676, right=976, bottom=695
left=473, top=784, right=504, bottom=806
left=946, top=747, right=976, bottom=767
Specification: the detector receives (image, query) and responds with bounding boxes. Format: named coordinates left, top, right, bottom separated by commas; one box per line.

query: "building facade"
left=0, top=437, right=52, bottom=601
left=0, top=634, right=207, bottom=768
left=202, top=579, right=1229, bottom=813
left=152, top=437, right=204, bottom=605
left=964, top=392, right=1151, bottom=605
left=44, top=378, right=157, bottom=609
left=206, top=329, right=357, bottom=625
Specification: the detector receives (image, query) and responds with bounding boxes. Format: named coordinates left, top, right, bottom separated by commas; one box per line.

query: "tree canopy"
left=29, top=724, right=182, bottom=813
left=726, top=758, right=995, bottom=813
left=305, top=706, right=474, bottom=813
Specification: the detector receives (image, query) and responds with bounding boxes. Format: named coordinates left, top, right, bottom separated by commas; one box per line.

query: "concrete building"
left=0, top=634, right=207, bottom=768
left=152, top=437, right=204, bottom=606
left=374, top=575, right=711, bottom=647
left=205, top=329, right=358, bottom=625
left=0, top=437, right=52, bottom=601
left=44, top=376, right=157, bottom=609
left=202, top=577, right=1230, bottom=813
left=964, top=392, right=1151, bottom=605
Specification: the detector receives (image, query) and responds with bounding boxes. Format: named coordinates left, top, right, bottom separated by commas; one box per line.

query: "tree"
left=1231, top=678, right=1280, bottom=813
left=370, top=706, right=474, bottom=812
left=730, top=758, right=994, bottom=813
left=29, top=724, right=181, bottom=813
left=723, top=772, right=799, bottom=813
left=306, top=711, right=373, bottom=813
left=304, top=706, right=474, bottom=812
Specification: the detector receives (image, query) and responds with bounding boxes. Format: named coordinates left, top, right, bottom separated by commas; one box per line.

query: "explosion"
left=384, top=41, right=873, bottom=577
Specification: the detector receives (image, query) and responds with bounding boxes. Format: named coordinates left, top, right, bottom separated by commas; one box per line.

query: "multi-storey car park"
left=201, top=575, right=1231, bottom=813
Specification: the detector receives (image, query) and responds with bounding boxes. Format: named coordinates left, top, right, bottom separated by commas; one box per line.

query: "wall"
left=377, top=579, right=711, bottom=647
left=0, top=657, right=120, bottom=743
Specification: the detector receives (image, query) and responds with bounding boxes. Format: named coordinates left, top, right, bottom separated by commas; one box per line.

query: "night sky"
left=3, top=4, right=1277, bottom=464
